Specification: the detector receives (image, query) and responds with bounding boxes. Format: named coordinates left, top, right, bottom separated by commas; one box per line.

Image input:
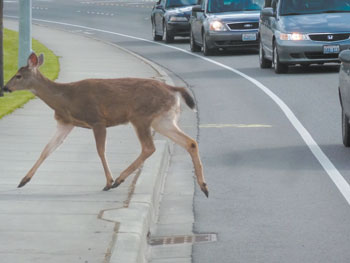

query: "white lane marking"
left=5, top=16, right=350, bottom=206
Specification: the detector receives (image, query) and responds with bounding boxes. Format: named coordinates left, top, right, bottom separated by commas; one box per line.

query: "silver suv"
left=259, top=0, right=350, bottom=73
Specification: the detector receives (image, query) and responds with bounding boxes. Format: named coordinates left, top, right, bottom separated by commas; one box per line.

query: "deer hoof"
left=103, top=185, right=112, bottom=191
left=18, top=177, right=31, bottom=188
left=201, top=183, right=209, bottom=198
left=111, top=179, right=123, bottom=189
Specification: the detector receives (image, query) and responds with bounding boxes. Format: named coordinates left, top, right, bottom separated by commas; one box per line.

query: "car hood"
left=167, top=6, right=193, bottom=16
left=207, top=11, right=260, bottom=22
left=278, top=13, right=350, bottom=33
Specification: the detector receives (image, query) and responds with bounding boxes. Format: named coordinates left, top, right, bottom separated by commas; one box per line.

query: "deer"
left=4, top=52, right=209, bottom=197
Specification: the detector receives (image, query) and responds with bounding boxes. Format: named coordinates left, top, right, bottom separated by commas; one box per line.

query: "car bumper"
left=206, top=30, right=259, bottom=49
left=276, top=39, right=350, bottom=65
left=167, top=22, right=190, bottom=37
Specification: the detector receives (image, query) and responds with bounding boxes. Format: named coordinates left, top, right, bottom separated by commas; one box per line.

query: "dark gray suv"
left=339, top=50, right=350, bottom=146
left=259, top=0, right=350, bottom=73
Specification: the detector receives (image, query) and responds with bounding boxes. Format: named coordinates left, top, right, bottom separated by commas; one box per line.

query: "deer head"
left=4, top=53, right=44, bottom=93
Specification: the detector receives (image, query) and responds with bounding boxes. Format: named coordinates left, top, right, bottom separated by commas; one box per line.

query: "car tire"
left=190, top=30, right=201, bottom=52
left=163, top=21, right=174, bottom=43
left=342, top=108, right=350, bottom=147
left=273, top=43, right=288, bottom=74
left=152, top=21, right=162, bottom=41
left=203, top=33, right=214, bottom=56
left=259, top=41, right=272, bottom=68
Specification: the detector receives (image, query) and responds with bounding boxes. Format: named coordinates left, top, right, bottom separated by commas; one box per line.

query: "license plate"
left=323, top=45, right=340, bottom=54
left=242, top=33, right=256, bottom=41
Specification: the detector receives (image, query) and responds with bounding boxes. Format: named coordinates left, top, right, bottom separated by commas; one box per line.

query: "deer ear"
left=28, top=53, right=38, bottom=69
left=38, top=54, right=44, bottom=67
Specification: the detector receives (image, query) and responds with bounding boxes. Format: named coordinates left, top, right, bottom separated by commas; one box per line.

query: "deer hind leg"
left=18, top=121, right=74, bottom=188
left=112, top=123, right=155, bottom=188
left=93, top=125, right=114, bottom=191
left=152, top=114, right=209, bottom=197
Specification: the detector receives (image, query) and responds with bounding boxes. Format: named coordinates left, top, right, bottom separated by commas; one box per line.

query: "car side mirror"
left=261, top=7, right=275, bottom=17
left=340, top=50, right=350, bottom=63
left=192, top=5, right=204, bottom=12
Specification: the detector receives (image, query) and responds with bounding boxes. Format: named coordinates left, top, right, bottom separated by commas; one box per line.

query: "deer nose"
left=3, top=86, right=12, bottom=93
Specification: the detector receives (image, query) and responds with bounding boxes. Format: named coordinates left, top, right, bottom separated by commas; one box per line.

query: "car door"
left=340, top=52, right=350, bottom=115
left=260, top=0, right=278, bottom=59
left=154, top=0, right=166, bottom=33
left=191, top=0, right=206, bottom=45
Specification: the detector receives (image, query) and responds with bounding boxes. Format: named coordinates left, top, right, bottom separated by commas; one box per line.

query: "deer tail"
left=170, top=86, right=195, bottom=110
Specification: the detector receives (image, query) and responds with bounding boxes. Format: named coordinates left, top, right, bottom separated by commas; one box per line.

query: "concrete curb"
left=102, top=140, right=170, bottom=263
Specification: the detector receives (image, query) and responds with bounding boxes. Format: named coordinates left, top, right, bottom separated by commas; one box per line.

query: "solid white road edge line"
left=6, top=16, right=350, bottom=206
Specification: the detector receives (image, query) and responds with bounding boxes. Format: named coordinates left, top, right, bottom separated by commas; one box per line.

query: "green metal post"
left=0, top=0, right=3, bottom=97
left=18, top=0, right=32, bottom=68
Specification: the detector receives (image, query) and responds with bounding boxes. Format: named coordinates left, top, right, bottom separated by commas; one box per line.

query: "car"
left=189, top=0, right=264, bottom=56
left=259, top=0, right=350, bottom=74
left=151, top=0, right=198, bottom=43
left=339, top=50, right=350, bottom=146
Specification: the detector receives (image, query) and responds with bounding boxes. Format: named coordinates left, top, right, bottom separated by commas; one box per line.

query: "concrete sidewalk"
left=1, top=20, right=171, bottom=263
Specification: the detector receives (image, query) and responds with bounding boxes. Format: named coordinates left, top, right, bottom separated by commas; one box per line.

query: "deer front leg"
left=18, top=121, right=74, bottom=188
left=112, top=124, right=155, bottom=188
left=93, top=125, right=114, bottom=191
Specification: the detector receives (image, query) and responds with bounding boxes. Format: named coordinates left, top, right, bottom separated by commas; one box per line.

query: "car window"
left=280, top=0, right=350, bottom=15
left=166, top=0, right=198, bottom=8
left=207, top=0, right=264, bottom=13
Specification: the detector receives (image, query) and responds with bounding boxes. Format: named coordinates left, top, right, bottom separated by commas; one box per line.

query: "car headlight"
left=209, top=20, right=227, bottom=31
left=279, top=33, right=309, bottom=41
left=169, top=16, right=188, bottom=22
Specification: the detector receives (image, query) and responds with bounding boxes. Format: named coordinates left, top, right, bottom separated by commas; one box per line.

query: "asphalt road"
left=4, top=0, right=350, bottom=262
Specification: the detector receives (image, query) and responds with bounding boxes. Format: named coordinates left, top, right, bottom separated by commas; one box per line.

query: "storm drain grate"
left=149, top=233, right=217, bottom=246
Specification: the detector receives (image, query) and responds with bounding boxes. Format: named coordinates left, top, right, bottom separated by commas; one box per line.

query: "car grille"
left=305, top=52, right=339, bottom=59
left=227, top=22, right=259, bottom=30
left=308, top=33, right=350, bottom=42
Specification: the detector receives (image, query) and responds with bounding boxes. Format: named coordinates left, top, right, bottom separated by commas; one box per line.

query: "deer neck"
left=31, top=73, right=71, bottom=111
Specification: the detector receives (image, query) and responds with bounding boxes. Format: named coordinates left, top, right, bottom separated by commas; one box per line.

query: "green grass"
left=0, top=28, right=60, bottom=119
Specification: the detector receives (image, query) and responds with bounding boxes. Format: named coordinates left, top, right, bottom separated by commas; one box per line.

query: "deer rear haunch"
left=4, top=52, right=209, bottom=197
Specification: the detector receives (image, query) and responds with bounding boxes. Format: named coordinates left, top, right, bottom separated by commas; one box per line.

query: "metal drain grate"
left=149, top=233, right=217, bottom=246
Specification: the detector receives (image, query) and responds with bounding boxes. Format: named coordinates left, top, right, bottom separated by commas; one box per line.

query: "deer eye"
left=15, top=75, right=22, bottom=79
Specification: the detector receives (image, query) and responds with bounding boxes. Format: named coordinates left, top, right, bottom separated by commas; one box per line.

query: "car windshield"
left=280, top=0, right=350, bottom=16
left=166, top=0, right=197, bottom=8
left=207, top=0, right=264, bottom=13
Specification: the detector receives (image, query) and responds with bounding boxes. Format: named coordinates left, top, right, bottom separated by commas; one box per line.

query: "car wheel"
left=203, top=33, right=214, bottom=56
left=273, top=43, right=288, bottom=74
left=342, top=108, right=350, bottom=147
left=163, top=21, right=174, bottom=43
left=259, top=41, right=272, bottom=68
left=152, top=21, right=162, bottom=41
left=190, top=30, right=201, bottom=52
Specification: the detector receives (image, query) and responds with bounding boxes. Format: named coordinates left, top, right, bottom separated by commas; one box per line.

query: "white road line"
left=5, top=16, right=350, bottom=206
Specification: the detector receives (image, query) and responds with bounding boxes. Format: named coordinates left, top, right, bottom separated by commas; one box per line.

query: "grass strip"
left=0, top=28, right=59, bottom=119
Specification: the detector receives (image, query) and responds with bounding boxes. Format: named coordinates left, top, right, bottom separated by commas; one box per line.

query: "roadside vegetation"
left=0, top=28, right=59, bottom=119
